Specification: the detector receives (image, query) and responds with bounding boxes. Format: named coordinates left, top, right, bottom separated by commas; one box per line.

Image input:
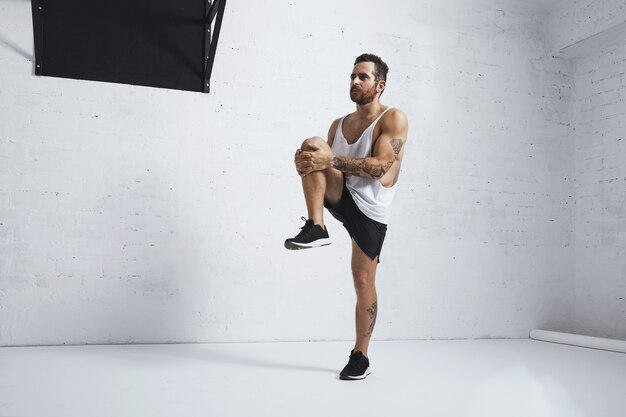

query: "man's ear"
left=377, top=80, right=386, bottom=93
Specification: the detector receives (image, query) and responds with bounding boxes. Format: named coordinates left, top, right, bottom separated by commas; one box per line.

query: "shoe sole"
left=339, top=368, right=371, bottom=380
left=284, top=240, right=331, bottom=250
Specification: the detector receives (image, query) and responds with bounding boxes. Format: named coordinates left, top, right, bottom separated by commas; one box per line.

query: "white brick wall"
left=0, top=0, right=593, bottom=346
left=570, top=39, right=626, bottom=339
left=541, top=0, right=626, bottom=340
left=547, top=0, right=626, bottom=53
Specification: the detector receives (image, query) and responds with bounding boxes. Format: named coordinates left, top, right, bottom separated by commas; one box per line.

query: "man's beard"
left=350, top=85, right=378, bottom=105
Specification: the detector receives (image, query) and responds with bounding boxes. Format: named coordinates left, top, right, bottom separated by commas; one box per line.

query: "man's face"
left=349, top=61, right=383, bottom=105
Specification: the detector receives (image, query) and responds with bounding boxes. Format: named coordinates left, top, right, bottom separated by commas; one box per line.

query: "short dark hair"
left=354, top=53, right=389, bottom=82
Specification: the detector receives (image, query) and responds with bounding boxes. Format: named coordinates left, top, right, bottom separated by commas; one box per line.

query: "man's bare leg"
left=301, top=170, right=327, bottom=227
left=285, top=137, right=342, bottom=250
left=338, top=240, right=377, bottom=380
left=351, top=239, right=378, bottom=357
left=299, top=137, right=343, bottom=225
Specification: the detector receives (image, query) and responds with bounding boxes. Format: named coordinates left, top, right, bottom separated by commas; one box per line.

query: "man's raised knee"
left=301, top=136, right=326, bottom=151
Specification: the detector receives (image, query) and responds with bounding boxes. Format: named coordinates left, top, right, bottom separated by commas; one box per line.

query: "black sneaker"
left=339, top=350, right=371, bottom=380
left=284, top=217, right=330, bottom=250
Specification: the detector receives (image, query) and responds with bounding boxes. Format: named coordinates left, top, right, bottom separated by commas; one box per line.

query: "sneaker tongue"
left=300, top=218, right=314, bottom=230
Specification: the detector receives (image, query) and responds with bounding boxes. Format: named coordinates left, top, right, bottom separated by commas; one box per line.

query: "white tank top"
left=332, top=107, right=398, bottom=224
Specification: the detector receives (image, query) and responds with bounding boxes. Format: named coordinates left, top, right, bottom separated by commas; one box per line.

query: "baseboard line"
left=530, top=329, right=626, bottom=354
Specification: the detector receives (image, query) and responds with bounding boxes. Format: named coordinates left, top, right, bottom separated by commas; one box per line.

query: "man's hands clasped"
left=294, top=138, right=334, bottom=177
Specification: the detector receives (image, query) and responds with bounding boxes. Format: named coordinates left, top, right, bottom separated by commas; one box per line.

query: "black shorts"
left=324, top=181, right=388, bottom=261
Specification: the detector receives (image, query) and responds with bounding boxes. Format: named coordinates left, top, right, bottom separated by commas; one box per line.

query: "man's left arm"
left=332, top=110, right=408, bottom=178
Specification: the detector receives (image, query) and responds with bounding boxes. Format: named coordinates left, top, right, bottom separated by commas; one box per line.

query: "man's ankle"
left=309, top=218, right=325, bottom=228
left=353, top=348, right=368, bottom=358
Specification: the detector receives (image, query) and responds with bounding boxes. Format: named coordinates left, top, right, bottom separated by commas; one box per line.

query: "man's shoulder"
left=381, top=107, right=408, bottom=131
left=331, top=116, right=344, bottom=126
left=383, top=107, right=407, bottom=122
left=327, top=116, right=345, bottom=143
left=328, top=117, right=343, bottom=133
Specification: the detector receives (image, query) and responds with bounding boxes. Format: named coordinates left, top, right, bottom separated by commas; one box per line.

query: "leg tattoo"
left=365, top=301, right=378, bottom=338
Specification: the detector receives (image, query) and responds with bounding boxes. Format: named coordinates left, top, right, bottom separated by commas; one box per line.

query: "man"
left=285, top=53, right=408, bottom=380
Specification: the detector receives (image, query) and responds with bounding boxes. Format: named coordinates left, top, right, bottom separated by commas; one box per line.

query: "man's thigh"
left=351, top=239, right=379, bottom=278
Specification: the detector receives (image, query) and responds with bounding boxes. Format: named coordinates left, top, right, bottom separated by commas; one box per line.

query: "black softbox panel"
left=30, top=0, right=226, bottom=93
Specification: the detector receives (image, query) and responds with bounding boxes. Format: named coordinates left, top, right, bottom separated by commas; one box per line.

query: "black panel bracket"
left=31, top=0, right=44, bottom=75
left=203, top=0, right=226, bottom=93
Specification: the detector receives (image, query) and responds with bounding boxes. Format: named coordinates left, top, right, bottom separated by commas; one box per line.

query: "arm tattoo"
left=391, top=139, right=404, bottom=158
left=331, top=139, right=403, bottom=178
left=365, top=301, right=378, bottom=338
left=332, top=157, right=394, bottom=178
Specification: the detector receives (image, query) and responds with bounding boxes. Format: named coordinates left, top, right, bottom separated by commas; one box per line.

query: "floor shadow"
left=52, top=343, right=339, bottom=375
left=193, top=347, right=339, bottom=374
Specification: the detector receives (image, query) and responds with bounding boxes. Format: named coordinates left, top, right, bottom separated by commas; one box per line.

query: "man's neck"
left=354, top=100, right=385, bottom=120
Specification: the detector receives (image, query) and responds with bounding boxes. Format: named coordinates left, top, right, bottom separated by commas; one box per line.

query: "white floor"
left=1, top=339, right=624, bottom=417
